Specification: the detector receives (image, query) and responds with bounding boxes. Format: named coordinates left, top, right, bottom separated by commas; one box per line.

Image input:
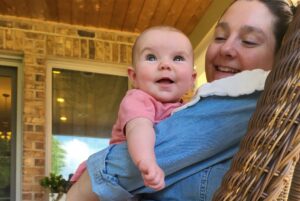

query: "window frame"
left=0, top=53, right=23, bottom=201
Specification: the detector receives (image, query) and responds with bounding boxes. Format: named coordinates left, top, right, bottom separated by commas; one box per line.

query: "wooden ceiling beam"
left=84, top=0, right=101, bottom=27
left=45, top=0, right=59, bottom=21
left=110, top=0, right=130, bottom=30
left=57, top=0, right=72, bottom=24
left=149, top=0, right=174, bottom=27
left=175, top=0, right=210, bottom=34
left=72, top=0, right=85, bottom=26
left=135, top=0, right=159, bottom=33
left=98, top=0, right=115, bottom=28
left=122, top=0, right=144, bottom=32
left=163, top=0, right=188, bottom=28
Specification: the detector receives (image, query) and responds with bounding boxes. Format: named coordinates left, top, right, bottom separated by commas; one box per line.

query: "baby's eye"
left=146, top=54, right=157, bottom=61
left=174, top=55, right=185, bottom=61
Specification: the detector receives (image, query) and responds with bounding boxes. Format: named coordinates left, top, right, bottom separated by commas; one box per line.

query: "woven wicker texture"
left=212, top=6, right=300, bottom=201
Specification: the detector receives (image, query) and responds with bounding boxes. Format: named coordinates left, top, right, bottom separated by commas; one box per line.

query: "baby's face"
left=129, top=29, right=196, bottom=103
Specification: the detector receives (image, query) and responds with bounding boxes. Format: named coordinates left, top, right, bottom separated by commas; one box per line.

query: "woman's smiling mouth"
left=215, top=66, right=241, bottom=74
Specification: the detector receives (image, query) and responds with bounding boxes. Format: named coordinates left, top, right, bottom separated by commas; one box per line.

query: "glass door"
left=51, top=68, right=128, bottom=180
left=0, top=66, right=17, bottom=201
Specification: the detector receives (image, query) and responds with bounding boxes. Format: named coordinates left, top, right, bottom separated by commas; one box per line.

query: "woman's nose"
left=220, top=38, right=237, bottom=58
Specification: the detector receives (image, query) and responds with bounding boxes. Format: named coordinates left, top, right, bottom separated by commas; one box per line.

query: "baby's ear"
left=191, top=69, right=197, bottom=88
left=127, top=66, right=137, bottom=87
left=192, top=69, right=197, bottom=82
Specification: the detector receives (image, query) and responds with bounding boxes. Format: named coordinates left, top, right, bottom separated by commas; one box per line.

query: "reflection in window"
left=52, top=68, right=128, bottom=179
left=0, top=76, right=12, bottom=201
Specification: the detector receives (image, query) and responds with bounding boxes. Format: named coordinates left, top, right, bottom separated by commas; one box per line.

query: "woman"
left=67, top=0, right=293, bottom=200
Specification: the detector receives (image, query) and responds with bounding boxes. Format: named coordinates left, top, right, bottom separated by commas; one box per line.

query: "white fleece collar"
left=173, top=69, right=269, bottom=113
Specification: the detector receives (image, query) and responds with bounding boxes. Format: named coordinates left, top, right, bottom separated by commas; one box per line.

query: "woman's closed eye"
left=214, top=36, right=227, bottom=43
left=146, top=54, right=157, bottom=61
left=242, top=40, right=258, bottom=47
left=174, top=55, right=185, bottom=61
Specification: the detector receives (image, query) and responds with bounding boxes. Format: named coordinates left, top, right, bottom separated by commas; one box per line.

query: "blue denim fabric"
left=87, top=92, right=261, bottom=201
left=138, top=159, right=231, bottom=201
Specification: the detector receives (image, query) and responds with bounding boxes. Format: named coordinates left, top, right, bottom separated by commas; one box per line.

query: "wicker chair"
left=212, top=5, right=300, bottom=201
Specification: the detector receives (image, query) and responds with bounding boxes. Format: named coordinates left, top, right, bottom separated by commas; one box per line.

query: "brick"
left=80, top=39, right=88, bottom=58
left=24, top=133, right=45, bottom=142
left=24, top=157, right=34, bottom=166
left=14, top=30, right=25, bottom=50
left=22, top=192, right=32, bottom=200
left=46, top=36, right=55, bottom=55
left=34, top=23, right=55, bottom=33
left=0, top=20, right=13, bottom=28
left=56, top=25, right=76, bottom=36
left=0, top=30, right=4, bottom=48
left=23, top=174, right=34, bottom=183
left=95, top=40, right=104, bottom=61
left=24, top=150, right=45, bottom=158
left=15, top=22, right=33, bottom=30
left=104, top=42, right=112, bottom=62
left=25, top=124, right=34, bottom=132
left=24, top=140, right=33, bottom=149
left=35, top=91, right=44, bottom=99
left=24, top=39, right=34, bottom=52
left=35, top=142, right=44, bottom=150
left=5, top=29, right=14, bottom=49
left=36, top=58, right=45, bottom=65
left=89, top=40, right=95, bottom=59
left=23, top=183, right=44, bottom=192
left=34, top=158, right=45, bottom=167
left=73, top=39, right=80, bottom=57
left=64, top=38, right=73, bottom=57
left=112, top=43, right=119, bottom=63
left=25, top=32, right=45, bottom=40
left=35, top=125, right=44, bottom=132
left=34, top=192, right=44, bottom=201
left=35, top=74, right=44, bottom=82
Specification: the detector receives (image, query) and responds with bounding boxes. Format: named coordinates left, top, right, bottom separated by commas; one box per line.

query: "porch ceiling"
left=0, top=0, right=213, bottom=36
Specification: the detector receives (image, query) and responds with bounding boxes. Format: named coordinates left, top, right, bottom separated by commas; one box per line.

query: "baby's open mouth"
left=215, top=66, right=241, bottom=74
left=156, top=78, right=174, bottom=84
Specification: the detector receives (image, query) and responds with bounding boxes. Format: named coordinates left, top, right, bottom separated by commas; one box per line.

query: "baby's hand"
left=138, top=160, right=165, bottom=191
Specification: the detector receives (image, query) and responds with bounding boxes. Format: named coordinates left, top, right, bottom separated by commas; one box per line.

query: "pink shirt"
left=109, top=89, right=183, bottom=144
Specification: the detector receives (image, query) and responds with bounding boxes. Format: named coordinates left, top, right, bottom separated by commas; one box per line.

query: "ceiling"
left=0, top=0, right=213, bottom=36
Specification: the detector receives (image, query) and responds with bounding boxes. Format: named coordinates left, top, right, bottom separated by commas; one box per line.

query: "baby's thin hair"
left=131, top=26, right=187, bottom=66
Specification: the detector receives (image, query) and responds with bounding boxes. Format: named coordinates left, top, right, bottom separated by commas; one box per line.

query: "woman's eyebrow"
left=215, top=22, right=229, bottom=31
left=241, top=26, right=267, bottom=38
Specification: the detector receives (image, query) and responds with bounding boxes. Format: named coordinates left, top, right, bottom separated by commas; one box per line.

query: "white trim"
left=0, top=53, right=23, bottom=201
left=46, top=57, right=128, bottom=76
left=45, top=57, right=128, bottom=175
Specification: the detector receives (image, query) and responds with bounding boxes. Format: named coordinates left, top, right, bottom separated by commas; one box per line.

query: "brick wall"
left=0, top=15, right=137, bottom=201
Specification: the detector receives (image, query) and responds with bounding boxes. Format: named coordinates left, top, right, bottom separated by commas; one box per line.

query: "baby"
left=70, top=25, right=196, bottom=193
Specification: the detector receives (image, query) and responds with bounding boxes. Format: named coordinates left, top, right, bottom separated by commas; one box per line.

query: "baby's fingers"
left=146, top=178, right=165, bottom=190
left=143, top=168, right=165, bottom=190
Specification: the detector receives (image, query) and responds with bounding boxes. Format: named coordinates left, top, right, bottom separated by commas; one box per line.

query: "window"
left=0, top=66, right=17, bottom=201
left=50, top=66, right=128, bottom=179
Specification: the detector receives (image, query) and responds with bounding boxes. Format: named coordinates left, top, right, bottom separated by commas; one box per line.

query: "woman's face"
left=205, top=0, right=277, bottom=82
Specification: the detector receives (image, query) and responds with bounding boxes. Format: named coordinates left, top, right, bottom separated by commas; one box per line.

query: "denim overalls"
left=87, top=70, right=268, bottom=201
